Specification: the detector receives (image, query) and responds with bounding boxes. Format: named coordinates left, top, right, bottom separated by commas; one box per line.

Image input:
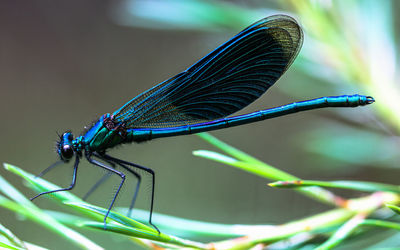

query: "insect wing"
left=113, top=15, right=303, bottom=128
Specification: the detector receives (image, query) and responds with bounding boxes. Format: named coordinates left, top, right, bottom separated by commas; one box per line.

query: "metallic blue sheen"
left=32, top=15, right=375, bottom=234
left=127, top=94, right=372, bottom=141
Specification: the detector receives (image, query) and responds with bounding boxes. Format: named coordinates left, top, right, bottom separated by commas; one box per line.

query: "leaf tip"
left=386, top=204, right=400, bottom=214
left=3, top=162, right=13, bottom=170
left=192, top=150, right=202, bottom=156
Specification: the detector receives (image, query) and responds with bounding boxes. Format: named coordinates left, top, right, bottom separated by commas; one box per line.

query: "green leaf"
left=1, top=163, right=103, bottom=250
left=269, top=180, right=400, bottom=193
left=0, top=164, right=36, bottom=207
left=2, top=163, right=206, bottom=248
left=117, top=207, right=257, bottom=238
left=193, top=149, right=297, bottom=181
left=197, top=132, right=268, bottom=165
left=82, top=222, right=205, bottom=248
left=65, top=202, right=154, bottom=233
left=315, top=218, right=400, bottom=250
left=82, top=222, right=162, bottom=241
left=0, top=241, right=22, bottom=250
left=0, top=223, right=25, bottom=249
left=387, top=204, right=400, bottom=215
left=4, top=163, right=104, bottom=222
left=44, top=210, right=89, bottom=226
left=194, top=135, right=343, bottom=206
left=4, top=163, right=81, bottom=203
left=361, top=219, right=400, bottom=231
left=315, top=215, right=365, bottom=250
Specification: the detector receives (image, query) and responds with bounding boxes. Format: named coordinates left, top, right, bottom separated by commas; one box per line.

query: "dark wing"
left=113, top=15, right=303, bottom=128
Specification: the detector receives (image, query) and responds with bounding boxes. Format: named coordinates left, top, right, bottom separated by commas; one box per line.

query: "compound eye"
left=61, top=145, right=74, bottom=160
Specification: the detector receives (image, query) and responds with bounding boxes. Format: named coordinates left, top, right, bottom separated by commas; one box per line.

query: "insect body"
left=32, top=15, right=374, bottom=233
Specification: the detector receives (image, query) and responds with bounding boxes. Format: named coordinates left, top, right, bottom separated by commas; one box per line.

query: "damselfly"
left=31, top=15, right=374, bottom=233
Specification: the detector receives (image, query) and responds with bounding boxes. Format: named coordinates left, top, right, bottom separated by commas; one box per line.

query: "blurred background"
left=1, top=0, right=399, bottom=249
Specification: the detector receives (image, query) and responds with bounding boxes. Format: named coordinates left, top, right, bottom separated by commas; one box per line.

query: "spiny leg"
left=93, top=152, right=141, bottom=218
left=86, top=154, right=125, bottom=230
left=102, top=153, right=159, bottom=233
left=31, top=156, right=79, bottom=201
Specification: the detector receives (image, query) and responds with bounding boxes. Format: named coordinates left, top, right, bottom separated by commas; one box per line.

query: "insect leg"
left=93, top=152, right=142, bottom=218
left=31, top=156, right=79, bottom=201
left=102, top=154, right=159, bottom=234
left=86, top=155, right=125, bottom=230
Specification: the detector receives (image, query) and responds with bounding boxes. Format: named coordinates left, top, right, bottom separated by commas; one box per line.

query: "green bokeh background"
left=1, top=1, right=399, bottom=249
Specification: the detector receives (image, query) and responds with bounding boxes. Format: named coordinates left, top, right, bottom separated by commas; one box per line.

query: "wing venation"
left=113, top=15, right=303, bottom=128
